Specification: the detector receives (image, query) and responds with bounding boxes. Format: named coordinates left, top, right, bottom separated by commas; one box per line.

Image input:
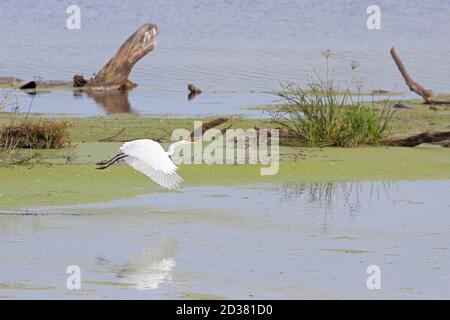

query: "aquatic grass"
left=336, top=103, right=395, bottom=146
left=271, top=80, right=349, bottom=147
left=271, top=80, right=395, bottom=147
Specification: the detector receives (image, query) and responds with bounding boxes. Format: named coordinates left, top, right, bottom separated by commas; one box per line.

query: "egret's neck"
left=167, top=141, right=184, bottom=157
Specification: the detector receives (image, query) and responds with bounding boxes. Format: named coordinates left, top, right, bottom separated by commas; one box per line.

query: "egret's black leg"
left=96, top=153, right=125, bottom=166
left=96, top=154, right=127, bottom=170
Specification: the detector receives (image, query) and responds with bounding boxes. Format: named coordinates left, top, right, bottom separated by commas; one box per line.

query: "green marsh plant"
left=271, top=79, right=395, bottom=147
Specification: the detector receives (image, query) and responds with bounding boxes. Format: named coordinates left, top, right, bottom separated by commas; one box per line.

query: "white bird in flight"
left=96, top=139, right=194, bottom=190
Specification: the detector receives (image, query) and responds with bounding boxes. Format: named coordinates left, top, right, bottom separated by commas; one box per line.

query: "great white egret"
left=96, top=139, right=194, bottom=190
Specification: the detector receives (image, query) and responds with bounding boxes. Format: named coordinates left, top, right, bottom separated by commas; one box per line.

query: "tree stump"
left=77, top=23, right=159, bottom=90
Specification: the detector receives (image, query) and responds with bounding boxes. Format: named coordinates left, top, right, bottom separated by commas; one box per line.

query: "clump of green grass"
left=337, top=104, right=394, bottom=147
left=271, top=81, right=395, bottom=147
left=271, top=81, right=344, bottom=146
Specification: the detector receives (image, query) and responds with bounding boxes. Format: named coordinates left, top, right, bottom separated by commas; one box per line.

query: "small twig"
left=22, top=94, right=35, bottom=124
left=99, top=128, right=126, bottom=142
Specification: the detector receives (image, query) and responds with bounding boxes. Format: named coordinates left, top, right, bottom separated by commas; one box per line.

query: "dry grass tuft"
left=0, top=120, right=70, bottom=149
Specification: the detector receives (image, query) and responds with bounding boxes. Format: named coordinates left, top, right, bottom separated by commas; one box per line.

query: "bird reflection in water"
left=116, top=239, right=178, bottom=290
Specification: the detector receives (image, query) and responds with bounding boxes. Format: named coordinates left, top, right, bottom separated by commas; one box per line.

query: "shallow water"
left=1, top=0, right=450, bottom=115
left=1, top=180, right=449, bottom=299
left=1, top=87, right=275, bottom=117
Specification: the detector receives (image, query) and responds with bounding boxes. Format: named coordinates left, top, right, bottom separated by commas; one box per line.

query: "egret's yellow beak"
left=188, top=141, right=195, bottom=144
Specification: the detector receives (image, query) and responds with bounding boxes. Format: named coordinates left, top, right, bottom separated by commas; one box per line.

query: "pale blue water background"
left=1, top=0, right=449, bottom=115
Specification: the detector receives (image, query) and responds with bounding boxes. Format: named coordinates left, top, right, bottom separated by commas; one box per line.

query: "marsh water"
left=1, top=180, right=450, bottom=299
left=1, top=0, right=450, bottom=115
left=1, top=0, right=450, bottom=300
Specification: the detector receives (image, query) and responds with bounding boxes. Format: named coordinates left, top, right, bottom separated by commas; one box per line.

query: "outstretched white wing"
left=120, top=139, right=182, bottom=190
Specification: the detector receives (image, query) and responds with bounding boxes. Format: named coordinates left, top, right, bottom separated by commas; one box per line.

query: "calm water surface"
left=1, top=1, right=450, bottom=300
left=1, top=0, right=449, bottom=115
left=1, top=180, right=450, bottom=299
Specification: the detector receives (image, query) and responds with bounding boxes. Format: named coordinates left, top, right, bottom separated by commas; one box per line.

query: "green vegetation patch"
left=0, top=146, right=448, bottom=209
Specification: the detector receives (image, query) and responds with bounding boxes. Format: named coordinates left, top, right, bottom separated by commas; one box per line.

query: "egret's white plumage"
left=120, top=139, right=177, bottom=175
left=124, top=156, right=182, bottom=190
left=98, top=139, right=192, bottom=190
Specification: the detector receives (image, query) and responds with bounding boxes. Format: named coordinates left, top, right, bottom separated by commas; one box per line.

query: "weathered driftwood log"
left=390, top=47, right=450, bottom=105
left=435, top=139, right=450, bottom=147
left=190, top=117, right=230, bottom=140
left=75, top=23, right=159, bottom=90
left=388, top=131, right=450, bottom=147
